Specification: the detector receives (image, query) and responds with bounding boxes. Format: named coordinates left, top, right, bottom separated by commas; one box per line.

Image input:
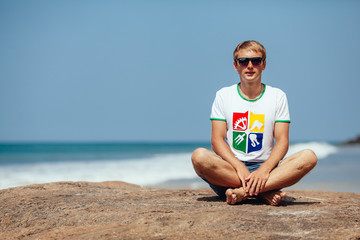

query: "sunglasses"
left=235, top=57, right=264, bottom=67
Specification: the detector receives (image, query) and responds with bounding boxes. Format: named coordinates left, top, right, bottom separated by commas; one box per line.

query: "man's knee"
left=191, top=148, right=213, bottom=176
left=191, top=148, right=208, bottom=166
left=299, top=149, right=318, bottom=171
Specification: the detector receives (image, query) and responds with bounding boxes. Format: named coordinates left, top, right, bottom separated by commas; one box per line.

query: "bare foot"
left=260, top=190, right=286, bottom=206
left=225, top=187, right=249, bottom=205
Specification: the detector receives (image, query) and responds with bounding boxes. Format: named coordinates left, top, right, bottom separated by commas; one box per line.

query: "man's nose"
left=247, top=61, right=254, bottom=68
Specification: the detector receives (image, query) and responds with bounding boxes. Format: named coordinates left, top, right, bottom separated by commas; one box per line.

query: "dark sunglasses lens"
left=251, top=58, right=262, bottom=66
left=238, top=59, right=249, bottom=66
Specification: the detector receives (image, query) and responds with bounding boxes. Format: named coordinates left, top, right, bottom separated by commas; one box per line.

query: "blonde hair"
left=233, top=40, right=267, bottom=60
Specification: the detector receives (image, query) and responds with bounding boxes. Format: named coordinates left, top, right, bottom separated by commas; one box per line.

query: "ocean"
left=0, top=142, right=359, bottom=193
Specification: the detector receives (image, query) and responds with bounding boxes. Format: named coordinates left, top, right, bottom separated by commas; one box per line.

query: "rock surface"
left=0, top=181, right=359, bottom=240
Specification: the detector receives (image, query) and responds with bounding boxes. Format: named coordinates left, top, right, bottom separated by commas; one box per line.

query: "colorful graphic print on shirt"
left=233, top=111, right=265, bottom=153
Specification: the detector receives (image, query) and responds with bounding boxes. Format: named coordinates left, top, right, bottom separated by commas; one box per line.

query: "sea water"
left=0, top=142, right=359, bottom=193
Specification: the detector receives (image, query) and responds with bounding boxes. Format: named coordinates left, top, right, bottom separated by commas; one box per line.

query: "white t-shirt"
left=210, top=84, right=290, bottom=162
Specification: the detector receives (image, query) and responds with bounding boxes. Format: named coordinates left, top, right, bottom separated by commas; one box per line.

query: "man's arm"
left=245, top=122, right=290, bottom=195
left=211, top=120, right=251, bottom=188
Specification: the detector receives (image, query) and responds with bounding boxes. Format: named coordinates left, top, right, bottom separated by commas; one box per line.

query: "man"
left=191, top=40, right=317, bottom=205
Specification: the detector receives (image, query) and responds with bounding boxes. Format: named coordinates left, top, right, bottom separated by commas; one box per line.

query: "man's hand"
left=235, top=165, right=251, bottom=189
left=244, top=168, right=270, bottom=196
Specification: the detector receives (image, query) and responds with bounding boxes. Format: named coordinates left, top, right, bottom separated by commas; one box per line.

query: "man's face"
left=234, top=49, right=266, bottom=83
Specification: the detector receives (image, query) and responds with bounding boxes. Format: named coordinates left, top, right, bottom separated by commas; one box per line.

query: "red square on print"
left=233, top=112, right=248, bottom=131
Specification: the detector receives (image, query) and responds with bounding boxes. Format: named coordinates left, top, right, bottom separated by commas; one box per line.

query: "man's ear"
left=233, top=61, right=238, bottom=71
left=262, top=59, right=266, bottom=70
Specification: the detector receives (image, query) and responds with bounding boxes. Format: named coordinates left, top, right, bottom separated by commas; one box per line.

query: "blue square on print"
left=247, top=133, right=263, bottom=153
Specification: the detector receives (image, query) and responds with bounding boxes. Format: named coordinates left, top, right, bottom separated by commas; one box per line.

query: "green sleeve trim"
left=275, top=120, right=291, bottom=123
left=210, top=118, right=226, bottom=122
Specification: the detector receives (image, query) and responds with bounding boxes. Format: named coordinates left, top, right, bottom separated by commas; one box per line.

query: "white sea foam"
left=0, top=153, right=197, bottom=190
left=286, top=142, right=338, bottom=159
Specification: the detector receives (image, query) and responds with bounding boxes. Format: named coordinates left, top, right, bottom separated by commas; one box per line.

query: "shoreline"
left=1, top=143, right=359, bottom=194
left=149, top=177, right=360, bottom=194
left=2, top=177, right=360, bottom=194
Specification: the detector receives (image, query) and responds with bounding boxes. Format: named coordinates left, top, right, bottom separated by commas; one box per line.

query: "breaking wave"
left=286, top=142, right=338, bottom=159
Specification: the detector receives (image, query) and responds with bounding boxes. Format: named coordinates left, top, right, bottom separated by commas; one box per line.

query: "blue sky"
left=1, top=0, right=359, bottom=143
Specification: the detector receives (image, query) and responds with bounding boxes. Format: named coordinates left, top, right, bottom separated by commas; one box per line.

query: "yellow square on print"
left=249, top=112, right=265, bottom=133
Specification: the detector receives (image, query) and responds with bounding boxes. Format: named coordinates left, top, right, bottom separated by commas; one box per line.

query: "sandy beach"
left=1, top=181, right=359, bottom=239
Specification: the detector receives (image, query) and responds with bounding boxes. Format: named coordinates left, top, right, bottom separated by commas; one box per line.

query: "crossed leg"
left=191, top=148, right=318, bottom=205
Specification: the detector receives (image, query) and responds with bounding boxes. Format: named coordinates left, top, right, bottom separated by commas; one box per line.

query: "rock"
left=0, top=181, right=359, bottom=240
left=341, top=135, right=360, bottom=145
